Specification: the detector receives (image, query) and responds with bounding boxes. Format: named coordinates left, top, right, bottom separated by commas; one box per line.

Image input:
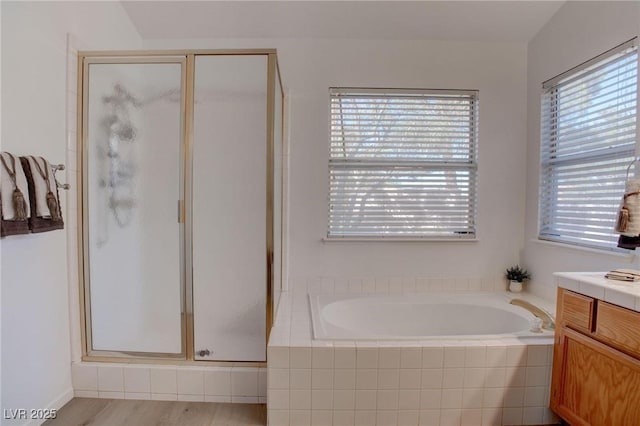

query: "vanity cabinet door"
left=551, top=327, right=640, bottom=425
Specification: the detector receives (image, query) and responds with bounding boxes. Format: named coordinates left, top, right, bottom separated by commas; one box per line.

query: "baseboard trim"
left=24, top=387, right=74, bottom=426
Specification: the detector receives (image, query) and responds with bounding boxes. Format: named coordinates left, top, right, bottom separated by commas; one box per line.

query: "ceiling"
left=121, top=1, right=564, bottom=42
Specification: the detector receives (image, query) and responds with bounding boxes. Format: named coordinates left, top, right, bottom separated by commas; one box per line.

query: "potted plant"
left=505, top=265, right=530, bottom=293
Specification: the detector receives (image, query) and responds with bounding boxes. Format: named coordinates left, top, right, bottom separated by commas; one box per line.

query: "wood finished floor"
left=43, top=398, right=266, bottom=426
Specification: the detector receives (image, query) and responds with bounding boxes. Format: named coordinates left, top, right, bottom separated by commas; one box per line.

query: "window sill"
left=530, top=238, right=636, bottom=260
left=322, top=237, right=479, bottom=243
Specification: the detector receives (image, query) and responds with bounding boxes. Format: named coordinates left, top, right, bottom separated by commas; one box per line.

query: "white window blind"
left=539, top=39, right=638, bottom=250
left=328, top=88, right=478, bottom=239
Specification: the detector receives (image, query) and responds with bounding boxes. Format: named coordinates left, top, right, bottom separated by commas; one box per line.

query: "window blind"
left=539, top=39, right=638, bottom=250
left=328, top=88, right=478, bottom=239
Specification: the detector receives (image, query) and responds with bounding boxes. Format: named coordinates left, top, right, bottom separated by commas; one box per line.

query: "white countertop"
left=555, top=271, right=640, bottom=312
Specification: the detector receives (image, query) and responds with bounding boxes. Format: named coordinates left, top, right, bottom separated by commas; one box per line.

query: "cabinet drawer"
left=559, top=289, right=594, bottom=331
left=595, top=302, right=640, bottom=359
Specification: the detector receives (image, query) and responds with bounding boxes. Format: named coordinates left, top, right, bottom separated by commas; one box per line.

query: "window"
left=539, top=39, right=638, bottom=250
left=327, top=88, right=478, bottom=239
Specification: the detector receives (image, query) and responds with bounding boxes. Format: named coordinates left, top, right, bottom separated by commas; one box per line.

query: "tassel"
left=46, top=190, right=61, bottom=221
left=616, top=206, right=630, bottom=233
left=12, top=188, right=27, bottom=221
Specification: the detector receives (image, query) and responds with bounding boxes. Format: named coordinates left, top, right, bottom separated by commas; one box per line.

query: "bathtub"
left=310, top=292, right=553, bottom=340
left=268, top=291, right=558, bottom=425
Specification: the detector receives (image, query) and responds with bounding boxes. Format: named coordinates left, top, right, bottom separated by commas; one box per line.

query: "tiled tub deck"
left=267, top=292, right=557, bottom=426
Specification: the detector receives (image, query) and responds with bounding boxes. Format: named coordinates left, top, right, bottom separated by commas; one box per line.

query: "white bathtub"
left=310, top=292, right=553, bottom=340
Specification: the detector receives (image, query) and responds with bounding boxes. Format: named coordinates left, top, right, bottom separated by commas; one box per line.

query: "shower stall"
left=78, top=50, right=284, bottom=363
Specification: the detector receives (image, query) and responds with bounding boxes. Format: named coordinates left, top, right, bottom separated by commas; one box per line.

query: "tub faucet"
left=510, top=299, right=555, bottom=330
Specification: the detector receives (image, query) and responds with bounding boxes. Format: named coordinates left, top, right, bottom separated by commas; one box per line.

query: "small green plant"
left=506, top=265, right=531, bottom=283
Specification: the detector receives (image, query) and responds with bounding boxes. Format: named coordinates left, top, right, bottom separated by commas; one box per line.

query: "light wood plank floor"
left=43, top=398, right=266, bottom=426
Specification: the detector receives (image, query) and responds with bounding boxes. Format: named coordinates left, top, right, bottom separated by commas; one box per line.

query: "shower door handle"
left=178, top=200, right=185, bottom=223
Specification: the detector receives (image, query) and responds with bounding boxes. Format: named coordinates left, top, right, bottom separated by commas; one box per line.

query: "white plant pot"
left=509, top=280, right=523, bottom=293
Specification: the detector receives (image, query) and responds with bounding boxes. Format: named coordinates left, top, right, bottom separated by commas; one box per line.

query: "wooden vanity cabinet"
left=551, top=288, right=640, bottom=425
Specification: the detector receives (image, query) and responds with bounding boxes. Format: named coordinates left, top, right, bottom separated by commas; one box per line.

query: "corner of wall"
left=116, top=2, right=144, bottom=46
left=522, top=1, right=640, bottom=301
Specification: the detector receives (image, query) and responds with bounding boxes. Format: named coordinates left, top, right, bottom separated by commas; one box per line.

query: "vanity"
left=551, top=272, right=640, bottom=425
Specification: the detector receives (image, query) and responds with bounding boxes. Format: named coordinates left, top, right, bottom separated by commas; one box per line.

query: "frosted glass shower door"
left=192, top=55, right=267, bottom=361
left=85, top=59, right=184, bottom=355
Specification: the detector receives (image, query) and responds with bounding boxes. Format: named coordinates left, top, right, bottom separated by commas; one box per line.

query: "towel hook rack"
left=51, top=163, right=70, bottom=190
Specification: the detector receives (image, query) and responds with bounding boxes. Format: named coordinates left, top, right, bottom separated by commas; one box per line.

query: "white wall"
left=524, top=1, right=640, bottom=301
left=144, top=37, right=529, bottom=293
left=1, top=1, right=140, bottom=422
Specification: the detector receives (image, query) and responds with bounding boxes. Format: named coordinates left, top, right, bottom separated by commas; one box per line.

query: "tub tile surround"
left=267, top=288, right=557, bottom=425
left=71, top=363, right=267, bottom=403
left=297, top=276, right=509, bottom=297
